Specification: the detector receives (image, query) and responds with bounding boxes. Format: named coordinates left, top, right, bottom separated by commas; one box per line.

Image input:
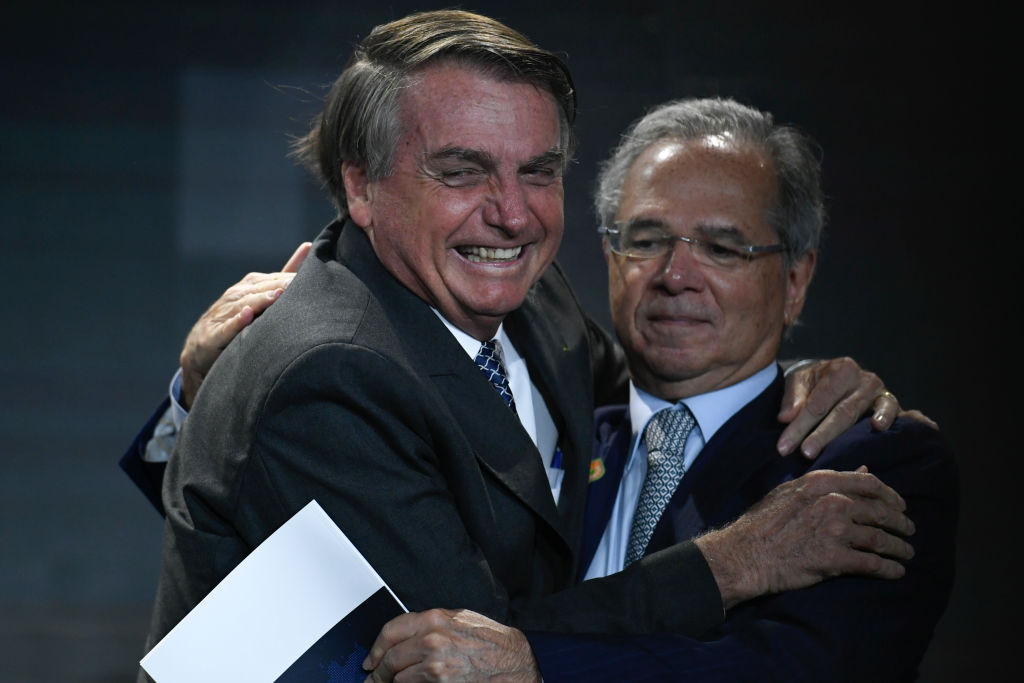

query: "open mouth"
left=456, top=245, right=523, bottom=263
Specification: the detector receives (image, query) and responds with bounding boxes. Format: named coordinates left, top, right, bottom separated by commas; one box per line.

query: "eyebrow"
left=693, top=223, right=748, bottom=244
left=428, top=146, right=497, bottom=171
left=426, top=146, right=565, bottom=173
left=519, top=148, right=566, bottom=173
left=620, top=218, right=750, bottom=243
left=621, top=217, right=669, bottom=230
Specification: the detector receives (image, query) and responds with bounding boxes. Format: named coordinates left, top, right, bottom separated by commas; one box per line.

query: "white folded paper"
left=141, top=500, right=405, bottom=682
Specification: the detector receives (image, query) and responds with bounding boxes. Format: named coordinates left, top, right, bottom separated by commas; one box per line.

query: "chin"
left=466, top=288, right=534, bottom=317
left=643, top=347, right=706, bottom=378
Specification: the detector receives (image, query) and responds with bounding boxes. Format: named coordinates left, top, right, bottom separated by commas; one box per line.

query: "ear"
left=342, top=161, right=373, bottom=229
left=783, top=250, right=816, bottom=326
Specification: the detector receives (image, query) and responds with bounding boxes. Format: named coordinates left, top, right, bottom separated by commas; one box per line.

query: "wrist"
left=502, top=628, right=541, bottom=683
left=695, top=525, right=765, bottom=610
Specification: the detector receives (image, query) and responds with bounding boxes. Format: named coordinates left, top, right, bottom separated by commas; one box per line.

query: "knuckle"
left=820, top=491, right=851, bottom=514
left=861, top=552, right=884, bottom=573
left=802, top=469, right=830, bottom=489
left=836, top=356, right=860, bottom=374
left=866, top=526, right=887, bottom=549
left=379, top=621, right=399, bottom=641
left=834, top=401, right=860, bottom=422
left=824, top=519, right=848, bottom=539
left=421, top=631, right=447, bottom=651
left=423, top=659, right=448, bottom=679
left=425, top=609, right=449, bottom=627
left=864, top=371, right=883, bottom=393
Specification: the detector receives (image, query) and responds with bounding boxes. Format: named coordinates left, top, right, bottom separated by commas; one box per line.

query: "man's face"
left=607, top=137, right=815, bottom=399
left=344, top=63, right=565, bottom=340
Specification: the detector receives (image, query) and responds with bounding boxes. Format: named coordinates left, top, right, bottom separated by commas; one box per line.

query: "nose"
left=482, top=179, right=530, bottom=235
left=657, top=239, right=704, bottom=293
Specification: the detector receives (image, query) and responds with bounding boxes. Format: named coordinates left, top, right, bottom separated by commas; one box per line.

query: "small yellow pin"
left=589, top=458, right=605, bottom=483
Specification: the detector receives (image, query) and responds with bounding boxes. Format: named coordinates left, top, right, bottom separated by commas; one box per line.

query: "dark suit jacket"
left=528, top=369, right=958, bottom=681
left=144, top=221, right=723, bottom=652
left=119, top=397, right=169, bottom=513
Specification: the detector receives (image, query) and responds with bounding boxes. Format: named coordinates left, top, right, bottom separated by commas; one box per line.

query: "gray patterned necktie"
left=474, top=339, right=517, bottom=414
left=625, top=405, right=696, bottom=566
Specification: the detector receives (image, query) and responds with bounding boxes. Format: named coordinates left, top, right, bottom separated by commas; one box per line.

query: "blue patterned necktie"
left=625, top=405, right=696, bottom=566
left=475, top=339, right=517, bottom=414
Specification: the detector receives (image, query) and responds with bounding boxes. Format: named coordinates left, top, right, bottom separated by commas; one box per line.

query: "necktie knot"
left=475, top=339, right=517, bottom=414
left=625, top=405, right=696, bottom=566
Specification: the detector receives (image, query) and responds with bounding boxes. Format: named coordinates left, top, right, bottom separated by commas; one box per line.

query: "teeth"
left=458, top=246, right=522, bottom=263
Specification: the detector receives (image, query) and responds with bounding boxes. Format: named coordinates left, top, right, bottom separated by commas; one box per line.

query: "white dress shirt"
left=583, top=363, right=777, bottom=580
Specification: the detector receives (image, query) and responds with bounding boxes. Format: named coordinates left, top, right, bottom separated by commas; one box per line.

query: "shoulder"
left=813, top=417, right=958, bottom=500
left=819, top=416, right=953, bottom=464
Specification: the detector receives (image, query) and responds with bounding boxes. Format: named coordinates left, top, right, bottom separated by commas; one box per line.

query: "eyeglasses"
left=598, top=223, right=785, bottom=269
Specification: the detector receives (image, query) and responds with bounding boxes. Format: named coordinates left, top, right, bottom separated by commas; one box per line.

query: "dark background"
left=0, top=2, right=1007, bottom=681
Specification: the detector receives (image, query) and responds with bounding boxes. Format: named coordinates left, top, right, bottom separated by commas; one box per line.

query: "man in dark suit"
left=362, top=98, right=955, bottom=681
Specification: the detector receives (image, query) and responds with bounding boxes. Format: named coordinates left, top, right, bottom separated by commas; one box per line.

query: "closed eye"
left=700, top=240, right=745, bottom=264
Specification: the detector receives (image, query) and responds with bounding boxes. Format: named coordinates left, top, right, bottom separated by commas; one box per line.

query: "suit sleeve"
left=513, top=539, right=724, bottom=636
left=118, top=397, right=172, bottom=515
left=526, top=421, right=958, bottom=682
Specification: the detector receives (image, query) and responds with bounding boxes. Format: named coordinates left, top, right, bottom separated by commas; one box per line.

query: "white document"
left=141, top=500, right=406, bottom=682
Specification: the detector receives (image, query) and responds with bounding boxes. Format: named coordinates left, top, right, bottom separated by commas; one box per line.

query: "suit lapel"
left=647, top=370, right=787, bottom=552
left=336, top=223, right=570, bottom=550
left=578, top=405, right=631, bottom=578
left=505, top=286, right=592, bottom=519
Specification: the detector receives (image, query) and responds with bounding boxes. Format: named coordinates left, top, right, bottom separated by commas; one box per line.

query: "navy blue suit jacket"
left=528, top=369, right=958, bottom=681
left=118, top=398, right=170, bottom=514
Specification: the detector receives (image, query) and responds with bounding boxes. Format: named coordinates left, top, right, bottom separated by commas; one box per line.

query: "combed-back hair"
left=595, top=97, right=824, bottom=265
left=293, top=10, right=577, bottom=219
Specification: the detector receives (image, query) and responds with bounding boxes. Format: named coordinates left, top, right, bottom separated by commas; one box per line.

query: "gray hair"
left=595, top=97, right=824, bottom=264
left=293, top=10, right=577, bottom=219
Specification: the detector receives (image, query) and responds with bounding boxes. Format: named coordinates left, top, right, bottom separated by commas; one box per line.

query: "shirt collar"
left=628, top=363, right=778, bottom=443
left=432, top=309, right=514, bottom=362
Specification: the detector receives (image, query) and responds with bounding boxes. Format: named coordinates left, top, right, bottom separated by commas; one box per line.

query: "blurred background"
left=1, top=1, right=1007, bottom=680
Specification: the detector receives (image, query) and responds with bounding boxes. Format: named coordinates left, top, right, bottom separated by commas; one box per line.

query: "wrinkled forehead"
left=618, top=137, right=777, bottom=234
left=398, top=61, right=564, bottom=146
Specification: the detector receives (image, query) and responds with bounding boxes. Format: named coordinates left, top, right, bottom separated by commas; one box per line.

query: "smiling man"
left=142, top=12, right=922, bottom=675
left=341, top=62, right=566, bottom=340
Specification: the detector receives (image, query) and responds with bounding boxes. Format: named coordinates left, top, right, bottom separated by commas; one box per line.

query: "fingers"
left=365, top=611, right=436, bottom=672
left=178, top=271, right=296, bottom=397
left=776, top=359, right=817, bottom=424
left=364, top=610, right=452, bottom=675
left=233, top=285, right=288, bottom=319
left=849, top=495, right=915, bottom=538
left=777, top=358, right=884, bottom=458
left=829, top=546, right=907, bottom=580
left=899, top=408, right=939, bottom=430
left=869, top=391, right=901, bottom=431
left=227, top=272, right=296, bottom=308
left=282, top=241, right=312, bottom=273
left=845, top=521, right=914, bottom=561
left=801, top=469, right=906, bottom=513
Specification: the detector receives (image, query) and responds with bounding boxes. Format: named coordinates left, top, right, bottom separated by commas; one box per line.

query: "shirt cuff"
left=169, top=367, right=189, bottom=430
left=142, top=404, right=177, bottom=464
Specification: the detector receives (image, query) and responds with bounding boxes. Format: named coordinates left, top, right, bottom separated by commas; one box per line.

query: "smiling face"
left=343, top=62, right=566, bottom=341
left=607, top=137, right=815, bottom=400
